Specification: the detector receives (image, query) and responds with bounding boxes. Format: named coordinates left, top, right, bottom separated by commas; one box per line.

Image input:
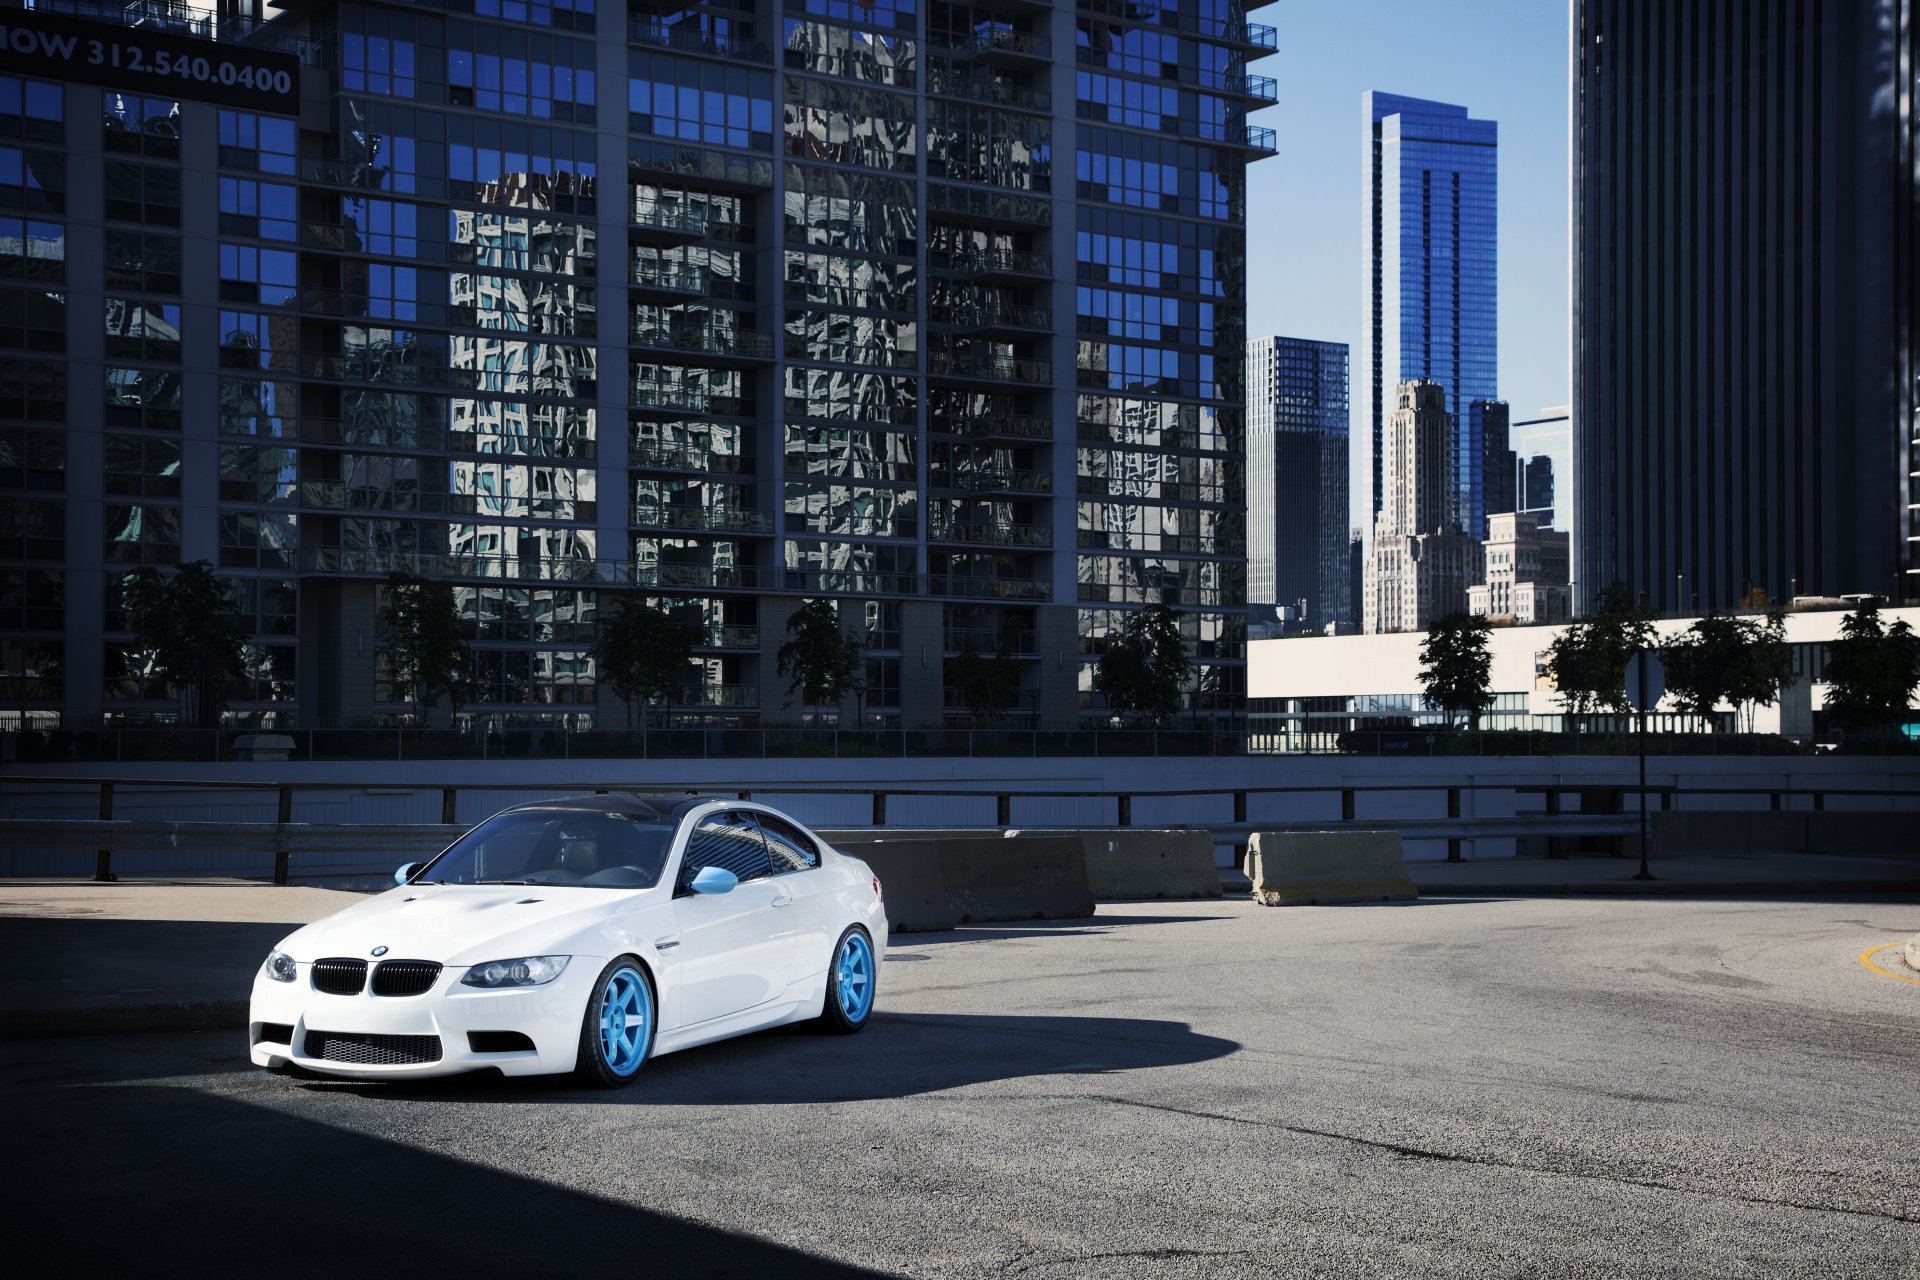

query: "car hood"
left=274, top=883, right=655, bottom=966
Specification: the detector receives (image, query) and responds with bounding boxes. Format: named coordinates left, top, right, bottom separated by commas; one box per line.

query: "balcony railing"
left=929, top=517, right=1053, bottom=548
left=630, top=441, right=749, bottom=474
left=929, top=573, right=1052, bottom=601
left=1077, top=1, right=1278, bottom=51
left=943, top=629, right=1040, bottom=656
left=925, top=183, right=1053, bottom=228
left=298, top=547, right=609, bottom=583
left=628, top=20, right=773, bottom=65
left=937, top=413, right=1053, bottom=440
left=632, top=506, right=774, bottom=534
left=925, top=68, right=1053, bottom=112
left=932, top=28, right=1052, bottom=61
left=631, top=383, right=712, bottom=413
left=942, top=246, right=1053, bottom=277
left=1237, top=124, right=1278, bottom=152
left=631, top=562, right=772, bottom=591
left=928, top=351, right=1053, bottom=384
left=631, top=202, right=711, bottom=237
left=928, top=301, right=1054, bottom=331
left=668, top=683, right=760, bottom=708
left=630, top=262, right=710, bottom=296
left=931, top=466, right=1053, bottom=494
left=630, top=325, right=776, bottom=361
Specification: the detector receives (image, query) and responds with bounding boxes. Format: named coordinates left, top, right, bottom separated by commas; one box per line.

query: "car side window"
left=680, top=812, right=773, bottom=890
left=755, top=814, right=821, bottom=873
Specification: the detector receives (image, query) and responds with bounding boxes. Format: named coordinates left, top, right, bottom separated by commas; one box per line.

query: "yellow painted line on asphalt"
left=1856, top=943, right=1920, bottom=987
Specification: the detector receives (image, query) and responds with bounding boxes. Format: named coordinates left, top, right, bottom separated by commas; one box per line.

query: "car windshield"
left=416, top=811, right=674, bottom=889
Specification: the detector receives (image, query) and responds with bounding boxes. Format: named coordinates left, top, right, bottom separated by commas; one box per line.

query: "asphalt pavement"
left=3, top=887, right=1916, bottom=1277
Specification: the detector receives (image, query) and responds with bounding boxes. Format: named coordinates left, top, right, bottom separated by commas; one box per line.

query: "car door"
left=750, top=811, right=837, bottom=984
left=669, top=811, right=794, bottom=1029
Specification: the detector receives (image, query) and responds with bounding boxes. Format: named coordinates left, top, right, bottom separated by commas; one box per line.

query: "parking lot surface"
left=5, top=895, right=1917, bottom=1277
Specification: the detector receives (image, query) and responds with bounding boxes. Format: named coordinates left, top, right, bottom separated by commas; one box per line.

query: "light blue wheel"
left=834, top=931, right=875, bottom=1025
left=598, top=965, right=651, bottom=1076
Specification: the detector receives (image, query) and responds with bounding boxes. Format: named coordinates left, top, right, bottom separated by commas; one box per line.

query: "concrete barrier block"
left=1246, top=830, right=1416, bottom=906
left=1006, top=828, right=1221, bottom=900
left=1805, top=812, right=1918, bottom=859
left=827, top=834, right=1092, bottom=932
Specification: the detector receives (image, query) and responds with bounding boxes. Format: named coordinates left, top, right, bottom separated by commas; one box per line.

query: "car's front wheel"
left=818, top=926, right=876, bottom=1034
left=575, top=957, right=655, bottom=1088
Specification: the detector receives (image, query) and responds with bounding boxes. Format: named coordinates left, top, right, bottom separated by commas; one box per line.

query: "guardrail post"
left=1812, top=791, right=1825, bottom=812
left=1117, top=794, right=1131, bottom=826
left=1447, top=787, right=1463, bottom=862
left=1233, top=791, right=1247, bottom=824
left=93, top=782, right=115, bottom=882
left=996, top=794, right=1011, bottom=826
left=441, top=787, right=457, bottom=825
left=871, top=792, right=886, bottom=827
left=1769, top=790, right=1782, bottom=811
left=1340, top=788, right=1355, bottom=822
left=273, top=785, right=293, bottom=885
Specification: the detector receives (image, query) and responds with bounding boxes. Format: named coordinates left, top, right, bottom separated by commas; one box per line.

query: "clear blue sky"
left=1245, top=0, right=1571, bottom=490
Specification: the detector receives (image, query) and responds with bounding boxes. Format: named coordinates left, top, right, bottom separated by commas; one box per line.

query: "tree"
left=1093, top=603, right=1192, bottom=723
left=594, top=594, right=699, bottom=730
left=379, top=571, right=473, bottom=724
left=1822, top=600, right=1920, bottom=738
left=1660, top=609, right=1797, bottom=732
left=1418, top=612, right=1495, bottom=729
left=1546, top=581, right=1656, bottom=721
left=946, top=616, right=1024, bottom=722
left=777, top=598, right=864, bottom=723
left=121, top=560, right=247, bottom=728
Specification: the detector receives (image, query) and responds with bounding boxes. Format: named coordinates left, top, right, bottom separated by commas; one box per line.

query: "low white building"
left=1248, top=604, right=1920, bottom=751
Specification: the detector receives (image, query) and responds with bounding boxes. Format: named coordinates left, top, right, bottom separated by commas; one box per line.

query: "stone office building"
left=0, top=0, right=1277, bottom=731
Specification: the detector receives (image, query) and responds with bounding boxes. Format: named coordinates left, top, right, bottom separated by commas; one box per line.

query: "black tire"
left=817, top=926, right=877, bottom=1035
left=574, top=957, right=657, bottom=1088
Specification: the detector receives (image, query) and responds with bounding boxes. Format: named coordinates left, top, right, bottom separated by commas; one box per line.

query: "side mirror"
left=394, top=863, right=417, bottom=886
left=689, top=865, right=738, bottom=895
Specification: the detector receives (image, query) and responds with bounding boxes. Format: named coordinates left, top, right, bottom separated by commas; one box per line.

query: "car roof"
left=500, top=792, right=729, bottom=823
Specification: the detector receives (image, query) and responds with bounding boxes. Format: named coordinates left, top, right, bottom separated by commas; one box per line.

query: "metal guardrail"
left=5, top=775, right=1910, bottom=885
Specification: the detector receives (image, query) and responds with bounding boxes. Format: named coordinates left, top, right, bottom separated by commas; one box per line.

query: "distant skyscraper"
left=1470, top=399, right=1515, bottom=534
left=1573, top=1, right=1916, bottom=611
left=1364, top=380, right=1482, bottom=633
left=1247, top=336, right=1351, bottom=626
left=1468, top=512, right=1570, bottom=625
left=1360, top=92, right=1498, bottom=540
left=1511, top=406, right=1570, bottom=533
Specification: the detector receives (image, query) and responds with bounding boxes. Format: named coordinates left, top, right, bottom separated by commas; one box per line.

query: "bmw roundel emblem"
left=371, top=945, right=389, bottom=957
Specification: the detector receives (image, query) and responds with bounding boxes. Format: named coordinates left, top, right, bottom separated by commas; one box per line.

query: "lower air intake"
left=303, top=1031, right=442, bottom=1066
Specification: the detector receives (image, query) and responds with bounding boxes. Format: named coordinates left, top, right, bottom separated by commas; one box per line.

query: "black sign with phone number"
left=0, top=11, right=298, bottom=116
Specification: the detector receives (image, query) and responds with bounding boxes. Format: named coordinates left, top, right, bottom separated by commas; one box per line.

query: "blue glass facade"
left=1245, top=335, right=1349, bottom=626
left=1360, top=92, right=1496, bottom=539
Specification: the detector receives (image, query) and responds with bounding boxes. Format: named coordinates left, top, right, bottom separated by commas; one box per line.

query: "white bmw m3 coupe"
left=248, top=793, right=887, bottom=1087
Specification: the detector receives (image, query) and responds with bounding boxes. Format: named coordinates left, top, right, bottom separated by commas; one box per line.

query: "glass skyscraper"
left=0, top=0, right=1275, bottom=732
left=1359, top=91, right=1496, bottom=540
left=1245, top=334, right=1348, bottom=627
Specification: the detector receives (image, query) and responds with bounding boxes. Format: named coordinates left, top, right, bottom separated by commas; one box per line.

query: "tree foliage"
left=379, top=571, right=473, bottom=723
left=1660, top=608, right=1796, bottom=732
left=1418, top=612, right=1495, bottom=729
left=1546, top=581, right=1657, bottom=717
left=1822, top=600, right=1920, bottom=736
left=946, top=615, right=1024, bottom=721
left=120, top=560, right=247, bottom=727
left=594, top=594, right=699, bottom=729
left=1093, top=604, right=1192, bottom=723
left=777, top=598, right=864, bottom=719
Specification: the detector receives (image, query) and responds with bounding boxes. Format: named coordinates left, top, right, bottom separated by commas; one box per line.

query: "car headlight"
left=264, top=949, right=297, bottom=983
left=461, top=956, right=570, bottom=988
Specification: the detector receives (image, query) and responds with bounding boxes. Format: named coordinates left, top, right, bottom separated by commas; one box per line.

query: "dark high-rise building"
left=1573, top=0, right=1918, bottom=612
left=0, top=0, right=1277, bottom=732
left=1469, top=398, right=1513, bottom=533
left=1359, top=92, right=1497, bottom=537
left=1246, top=335, right=1350, bottom=627
left=1511, top=405, right=1569, bottom=531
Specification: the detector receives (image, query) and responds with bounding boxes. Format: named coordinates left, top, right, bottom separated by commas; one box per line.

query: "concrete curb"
left=0, top=1000, right=247, bottom=1039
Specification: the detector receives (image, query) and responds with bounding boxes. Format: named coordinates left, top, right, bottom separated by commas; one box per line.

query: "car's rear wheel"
left=818, top=926, right=876, bottom=1034
left=575, top=958, right=655, bottom=1088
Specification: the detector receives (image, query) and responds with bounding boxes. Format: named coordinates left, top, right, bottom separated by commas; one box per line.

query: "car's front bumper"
left=247, top=956, right=607, bottom=1080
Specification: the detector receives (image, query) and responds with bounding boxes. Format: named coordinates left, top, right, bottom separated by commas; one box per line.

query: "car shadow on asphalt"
left=286, top=1011, right=1241, bottom=1107
left=5, top=1082, right=893, bottom=1277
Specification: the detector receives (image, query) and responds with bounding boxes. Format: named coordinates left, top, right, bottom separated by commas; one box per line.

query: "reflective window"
left=219, top=510, right=299, bottom=570
left=103, top=299, right=177, bottom=361
left=219, top=312, right=298, bottom=373
left=450, top=32, right=597, bottom=121
left=105, top=230, right=180, bottom=295
left=103, top=94, right=178, bottom=156
left=218, top=244, right=298, bottom=306
left=104, top=503, right=182, bottom=565
left=792, top=0, right=917, bottom=30
left=0, top=426, right=62, bottom=491
left=755, top=813, right=820, bottom=872
left=680, top=812, right=772, bottom=887
left=926, top=102, right=1048, bottom=190
left=0, top=498, right=63, bottom=559
left=629, top=52, right=773, bottom=150
left=106, top=367, right=181, bottom=430
left=782, top=20, right=915, bottom=85
left=218, top=110, right=297, bottom=175
left=0, top=355, right=63, bottom=420
left=0, top=217, right=63, bottom=282
left=0, top=289, right=62, bottom=353
left=104, top=434, right=182, bottom=499
left=219, top=178, right=298, bottom=241
left=344, top=197, right=422, bottom=257
left=0, top=147, right=65, bottom=214
left=218, top=375, right=298, bottom=438
left=0, top=76, right=62, bottom=141
left=783, top=79, right=915, bottom=171
left=104, top=161, right=177, bottom=225
left=0, top=569, right=63, bottom=629
left=342, top=15, right=418, bottom=98
left=218, top=442, right=298, bottom=504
